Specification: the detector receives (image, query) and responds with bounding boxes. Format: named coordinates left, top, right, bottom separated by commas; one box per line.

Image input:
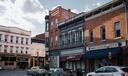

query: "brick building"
left=84, top=0, right=128, bottom=73
left=45, top=6, right=76, bottom=68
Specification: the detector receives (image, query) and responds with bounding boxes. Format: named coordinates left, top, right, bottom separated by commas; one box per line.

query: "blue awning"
left=84, top=47, right=122, bottom=60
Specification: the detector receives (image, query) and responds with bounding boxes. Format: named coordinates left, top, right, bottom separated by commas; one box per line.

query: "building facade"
left=84, top=0, right=128, bottom=72
left=58, top=13, right=85, bottom=71
left=0, top=25, right=31, bottom=69
left=45, top=6, right=76, bottom=68
left=30, top=38, right=45, bottom=67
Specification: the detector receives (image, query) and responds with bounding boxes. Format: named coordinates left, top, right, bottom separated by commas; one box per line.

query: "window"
left=79, top=30, right=83, bottom=42
left=45, top=22, right=49, bottom=32
left=26, top=38, right=28, bottom=44
left=100, top=26, right=106, bottom=40
left=10, top=46, right=13, bottom=53
left=16, top=47, right=18, bottom=53
left=4, top=45, right=8, bottom=53
left=21, top=51, right=23, bottom=54
left=0, top=34, right=2, bottom=42
left=55, top=36, right=58, bottom=41
left=72, top=31, right=75, bottom=44
left=11, top=36, right=13, bottom=43
left=105, top=67, right=117, bottom=72
left=0, top=45, right=1, bottom=52
left=51, top=21, right=54, bottom=26
left=5, top=35, right=8, bottom=42
left=16, top=37, right=18, bottom=43
left=55, top=19, right=58, bottom=24
left=114, top=22, right=121, bottom=38
left=21, top=47, right=24, bottom=54
left=25, top=51, right=28, bottom=54
left=90, top=31, right=93, bottom=42
left=21, top=38, right=24, bottom=44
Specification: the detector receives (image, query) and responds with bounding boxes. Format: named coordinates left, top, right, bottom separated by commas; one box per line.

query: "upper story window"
left=10, top=46, right=13, bottom=53
left=0, top=45, right=1, bottom=52
left=100, top=26, right=106, bottom=40
left=11, top=36, right=13, bottom=43
left=16, top=47, right=19, bottom=53
left=25, top=51, right=28, bottom=54
left=46, top=22, right=49, bottom=32
left=26, top=38, right=28, bottom=45
left=51, top=21, right=54, bottom=26
left=21, top=47, right=24, bottom=54
left=16, top=37, right=19, bottom=43
left=4, top=45, right=8, bottom=53
left=21, top=37, right=24, bottom=44
left=55, top=19, right=58, bottom=24
left=5, top=35, right=8, bottom=42
left=114, top=22, right=121, bottom=38
left=90, top=31, right=93, bottom=42
left=0, top=34, right=2, bottom=42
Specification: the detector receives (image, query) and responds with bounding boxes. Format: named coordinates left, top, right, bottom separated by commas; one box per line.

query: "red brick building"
left=84, top=0, right=128, bottom=72
left=45, top=6, right=76, bottom=67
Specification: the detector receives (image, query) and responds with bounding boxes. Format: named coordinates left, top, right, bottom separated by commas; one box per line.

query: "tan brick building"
left=84, top=0, right=128, bottom=72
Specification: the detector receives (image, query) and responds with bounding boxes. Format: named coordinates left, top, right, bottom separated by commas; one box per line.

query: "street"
left=0, top=70, right=29, bottom=76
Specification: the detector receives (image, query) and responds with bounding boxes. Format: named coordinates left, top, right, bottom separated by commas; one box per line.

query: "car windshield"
left=121, top=68, right=128, bottom=72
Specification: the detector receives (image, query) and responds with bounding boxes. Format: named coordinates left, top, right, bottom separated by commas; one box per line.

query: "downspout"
left=124, top=0, right=128, bottom=45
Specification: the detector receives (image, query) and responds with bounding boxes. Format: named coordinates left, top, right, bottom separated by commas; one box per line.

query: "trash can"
left=76, top=68, right=83, bottom=76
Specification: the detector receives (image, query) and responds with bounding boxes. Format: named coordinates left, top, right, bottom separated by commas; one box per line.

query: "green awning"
left=84, top=47, right=122, bottom=60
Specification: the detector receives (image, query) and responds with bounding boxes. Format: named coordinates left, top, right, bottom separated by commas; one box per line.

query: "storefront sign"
left=60, top=55, right=83, bottom=61
left=87, top=41, right=126, bottom=51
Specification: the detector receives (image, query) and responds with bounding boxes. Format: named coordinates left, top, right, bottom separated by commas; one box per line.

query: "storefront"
left=49, top=50, right=60, bottom=68
left=59, top=47, right=85, bottom=71
left=123, top=47, right=128, bottom=66
left=84, top=47, right=123, bottom=72
left=60, top=54, right=84, bottom=71
left=17, top=54, right=30, bottom=69
left=0, top=53, right=17, bottom=69
left=84, top=41, right=126, bottom=72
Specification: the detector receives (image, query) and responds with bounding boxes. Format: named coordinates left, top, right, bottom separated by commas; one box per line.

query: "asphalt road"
left=0, top=69, right=30, bottom=76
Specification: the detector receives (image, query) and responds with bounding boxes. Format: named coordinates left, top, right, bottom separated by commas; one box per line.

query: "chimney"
left=68, top=9, right=71, bottom=12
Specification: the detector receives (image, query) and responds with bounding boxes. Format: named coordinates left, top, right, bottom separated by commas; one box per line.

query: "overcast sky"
left=0, top=0, right=111, bottom=36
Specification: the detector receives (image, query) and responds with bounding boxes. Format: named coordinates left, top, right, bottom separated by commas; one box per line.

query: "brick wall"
left=85, top=7, right=126, bottom=46
left=49, top=6, right=76, bottom=50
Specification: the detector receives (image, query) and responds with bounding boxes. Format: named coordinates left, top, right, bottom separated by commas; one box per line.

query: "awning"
left=84, top=47, right=122, bottom=60
left=60, top=54, right=84, bottom=62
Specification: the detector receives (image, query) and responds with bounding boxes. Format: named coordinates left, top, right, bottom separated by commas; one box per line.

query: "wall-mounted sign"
left=87, top=41, right=126, bottom=51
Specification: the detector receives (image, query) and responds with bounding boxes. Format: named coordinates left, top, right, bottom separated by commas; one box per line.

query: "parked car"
left=36, top=68, right=47, bottom=76
left=86, top=66, right=128, bottom=76
left=27, top=66, right=40, bottom=75
left=49, top=68, right=64, bottom=76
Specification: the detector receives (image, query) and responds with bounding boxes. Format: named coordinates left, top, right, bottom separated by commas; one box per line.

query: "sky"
left=0, top=0, right=111, bottom=36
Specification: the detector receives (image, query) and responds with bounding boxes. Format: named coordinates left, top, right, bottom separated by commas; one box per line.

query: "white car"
left=27, top=66, right=40, bottom=75
left=86, top=66, right=128, bottom=76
